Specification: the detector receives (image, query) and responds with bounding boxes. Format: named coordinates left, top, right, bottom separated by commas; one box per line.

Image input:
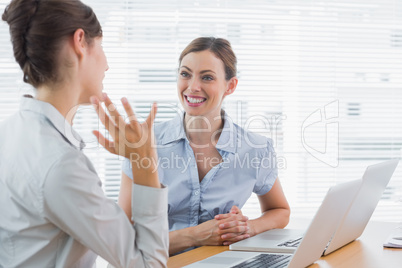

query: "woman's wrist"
left=169, top=226, right=198, bottom=254
left=187, top=225, right=200, bottom=247
left=130, top=165, right=160, bottom=188
left=248, top=220, right=258, bottom=237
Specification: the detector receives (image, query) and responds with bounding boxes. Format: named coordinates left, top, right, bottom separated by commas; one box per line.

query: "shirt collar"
left=20, top=95, right=85, bottom=150
left=159, top=110, right=237, bottom=154
left=158, top=112, right=186, bottom=145
left=215, top=111, right=237, bottom=154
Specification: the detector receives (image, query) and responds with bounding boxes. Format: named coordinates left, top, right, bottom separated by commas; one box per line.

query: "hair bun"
left=2, top=0, right=40, bottom=70
left=2, top=0, right=102, bottom=88
left=2, top=0, right=39, bottom=26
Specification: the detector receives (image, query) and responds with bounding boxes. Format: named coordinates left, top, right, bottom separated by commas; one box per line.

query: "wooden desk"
left=167, top=221, right=402, bottom=268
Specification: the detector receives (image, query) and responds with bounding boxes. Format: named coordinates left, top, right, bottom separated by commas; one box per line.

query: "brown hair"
left=179, top=37, right=237, bottom=81
left=2, top=0, right=102, bottom=88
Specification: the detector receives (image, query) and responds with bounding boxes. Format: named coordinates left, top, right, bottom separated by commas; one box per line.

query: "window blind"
left=1, top=0, right=402, bottom=222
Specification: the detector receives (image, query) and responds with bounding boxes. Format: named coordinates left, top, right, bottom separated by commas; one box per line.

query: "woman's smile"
left=184, top=94, right=207, bottom=107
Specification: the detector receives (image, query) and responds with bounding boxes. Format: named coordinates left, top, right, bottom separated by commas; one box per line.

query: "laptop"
left=323, top=159, right=399, bottom=255
left=229, top=159, right=399, bottom=255
left=184, top=179, right=361, bottom=268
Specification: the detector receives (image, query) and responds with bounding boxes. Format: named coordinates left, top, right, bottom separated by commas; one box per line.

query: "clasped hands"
left=194, top=205, right=254, bottom=246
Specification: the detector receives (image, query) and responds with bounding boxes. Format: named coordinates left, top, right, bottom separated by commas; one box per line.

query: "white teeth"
left=187, top=96, right=205, bottom=104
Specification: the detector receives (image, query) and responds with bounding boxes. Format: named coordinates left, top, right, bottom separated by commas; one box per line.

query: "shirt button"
left=194, top=190, right=199, bottom=196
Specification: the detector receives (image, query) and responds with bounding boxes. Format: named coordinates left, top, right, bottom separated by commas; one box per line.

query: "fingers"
left=145, top=102, right=158, bottom=129
left=230, top=205, right=242, bottom=215
left=91, top=94, right=158, bottom=159
left=221, top=231, right=250, bottom=240
left=222, top=234, right=251, bottom=246
left=215, top=207, right=243, bottom=220
left=219, top=221, right=249, bottom=234
left=103, top=93, right=125, bottom=127
left=93, top=130, right=116, bottom=154
left=90, top=96, right=119, bottom=140
left=220, top=226, right=249, bottom=238
left=121, top=97, right=139, bottom=126
left=216, top=213, right=251, bottom=245
left=215, top=213, right=248, bottom=222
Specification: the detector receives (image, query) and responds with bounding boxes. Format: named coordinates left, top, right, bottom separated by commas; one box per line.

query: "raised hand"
left=91, top=93, right=160, bottom=188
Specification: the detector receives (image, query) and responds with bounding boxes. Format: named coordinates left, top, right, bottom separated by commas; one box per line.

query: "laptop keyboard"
left=231, top=254, right=291, bottom=268
left=278, top=237, right=303, bottom=247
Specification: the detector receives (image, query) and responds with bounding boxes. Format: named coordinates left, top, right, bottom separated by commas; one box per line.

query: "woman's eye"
left=203, top=76, right=213, bottom=81
left=180, top=72, right=189, bottom=78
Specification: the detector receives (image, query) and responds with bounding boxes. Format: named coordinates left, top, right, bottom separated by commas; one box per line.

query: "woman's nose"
left=189, top=78, right=201, bottom=92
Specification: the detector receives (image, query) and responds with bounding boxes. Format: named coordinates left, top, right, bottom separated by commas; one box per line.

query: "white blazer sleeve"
left=42, top=150, right=169, bottom=268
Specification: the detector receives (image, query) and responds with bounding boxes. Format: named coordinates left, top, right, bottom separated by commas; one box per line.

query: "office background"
left=1, top=0, right=402, bottom=221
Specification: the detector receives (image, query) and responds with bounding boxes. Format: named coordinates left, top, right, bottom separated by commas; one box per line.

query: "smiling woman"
left=178, top=49, right=236, bottom=116
left=119, top=37, right=291, bottom=255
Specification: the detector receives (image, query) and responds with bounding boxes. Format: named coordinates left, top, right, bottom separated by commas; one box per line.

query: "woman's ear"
left=225, top=77, right=238, bottom=96
left=72, top=29, right=87, bottom=60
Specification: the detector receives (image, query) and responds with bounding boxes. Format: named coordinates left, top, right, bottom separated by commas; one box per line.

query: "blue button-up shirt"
left=123, top=111, right=277, bottom=232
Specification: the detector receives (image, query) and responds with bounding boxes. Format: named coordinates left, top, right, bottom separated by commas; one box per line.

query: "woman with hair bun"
left=0, top=0, right=168, bottom=267
left=120, top=37, right=290, bottom=255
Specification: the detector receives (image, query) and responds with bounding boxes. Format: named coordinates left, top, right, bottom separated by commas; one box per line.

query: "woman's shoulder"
left=1, top=111, right=87, bottom=182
